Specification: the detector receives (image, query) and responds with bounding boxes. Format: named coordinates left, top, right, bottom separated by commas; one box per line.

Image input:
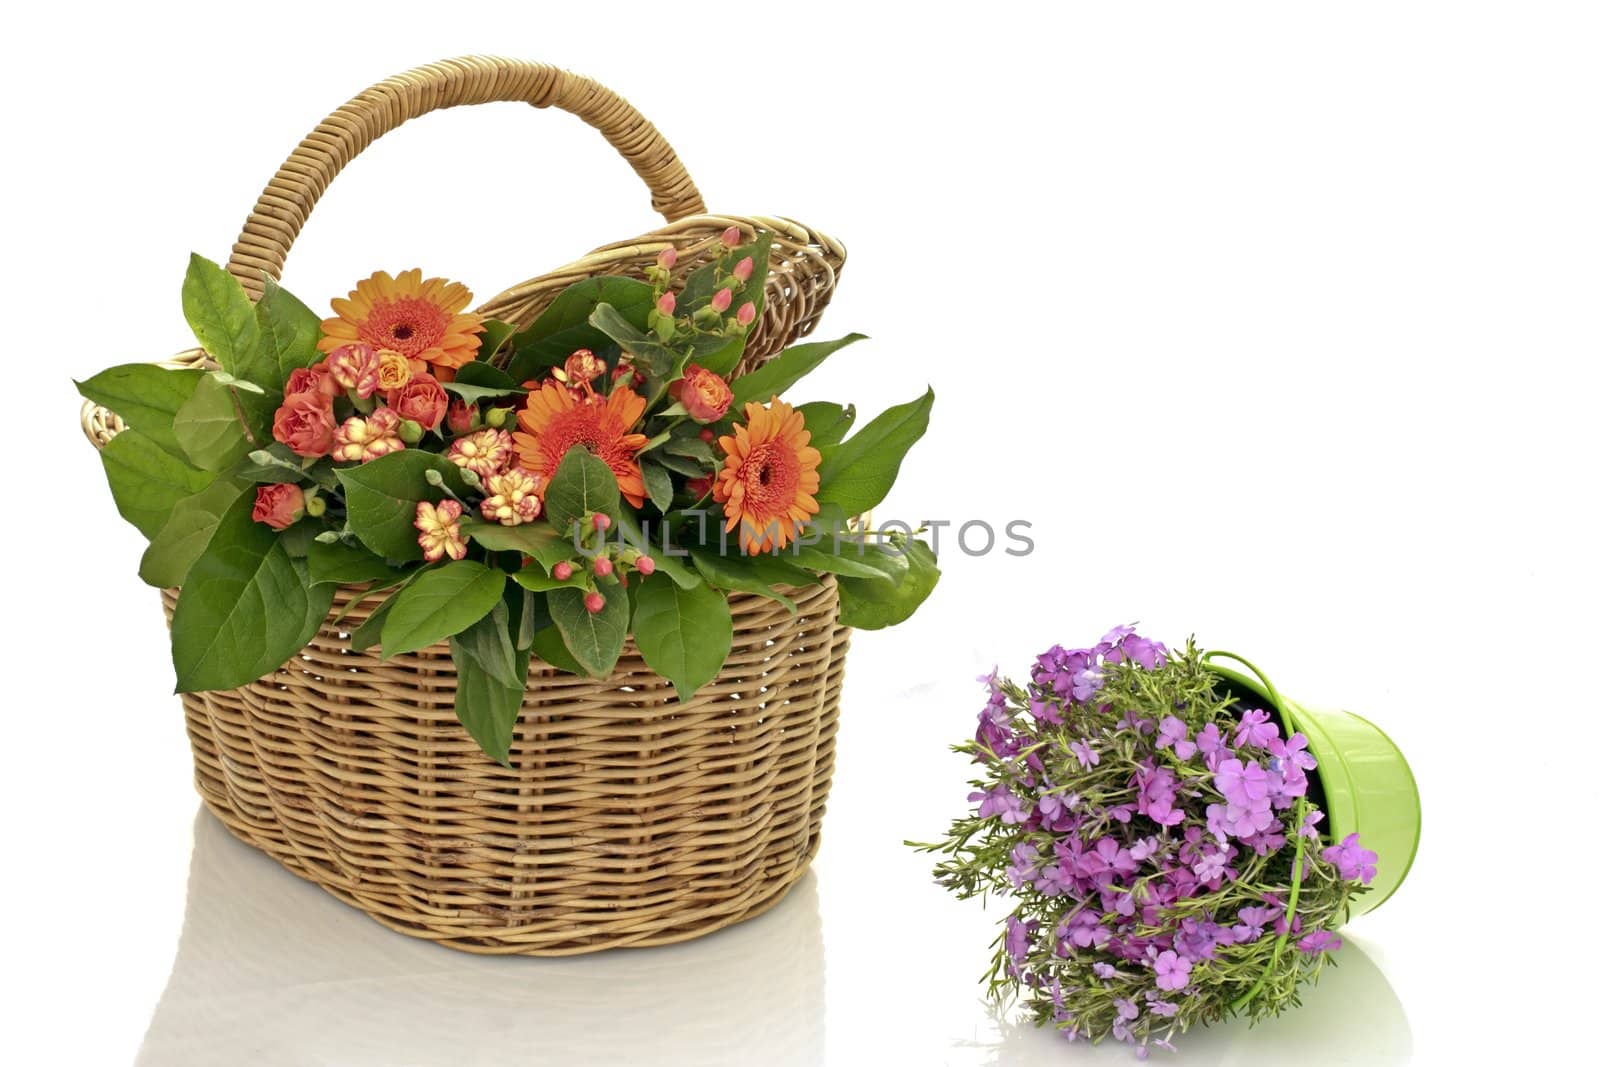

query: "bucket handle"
left=1203, top=651, right=1310, bottom=1013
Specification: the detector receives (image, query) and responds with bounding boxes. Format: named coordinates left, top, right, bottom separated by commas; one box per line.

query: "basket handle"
left=224, top=56, right=707, bottom=298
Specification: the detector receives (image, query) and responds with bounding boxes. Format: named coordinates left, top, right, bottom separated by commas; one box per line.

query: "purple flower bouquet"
left=915, top=628, right=1384, bottom=1057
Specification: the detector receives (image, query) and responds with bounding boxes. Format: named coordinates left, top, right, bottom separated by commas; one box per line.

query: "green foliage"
left=181, top=254, right=262, bottom=379
left=449, top=601, right=529, bottom=766
left=686, top=546, right=812, bottom=613
left=174, top=374, right=258, bottom=471
left=75, top=364, right=202, bottom=458
left=730, top=334, right=865, bottom=407
left=794, top=401, right=855, bottom=447
left=631, top=574, right=732, bottom=700
left=836, top=538, right=940, bottom=629
left=504, top=276, right=654, bottom=381
left=306, top=539, right=398, bottom=586
left=138, top=477, right=247, bottom=588
left=99, top=429, right=215, bottom=539
left=542, top=448, right=621, bottom=539
left=815, top=388, right=935, bottom=515
left=463, top=518, right=572, bottom=571
left=335, top=451, right=468, bottom=561
left=546, top=581, right=628, bottom=677
left=256, top=276, right=322, bottom=389
left=379, top=561, right=506, bottom=658
left=170, top=494, right=333, bottom=692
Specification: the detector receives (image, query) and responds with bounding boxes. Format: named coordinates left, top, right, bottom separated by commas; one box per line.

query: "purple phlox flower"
left=1215, top=758, right=1272, bottom=809
left=971, top=785, right=1028, bottom=825
left=1035, top=864, right=1075, bottom=897
left=1120, top=707, right=1156, bottom=735
left=1004, top=914, right=1037, bottom=962
left=1231, top=903, right=1279, bottom=944
left=974, top=717, right=1019, bottom=762
left=1129, top=835, right=1162, bottom=863
left=1298, top=809, right=1326, bottom=839
left=1100, top=624, right=1138, bottom=647
left=1036, top=791, right=1076, bottom=831
left=1269, top=730, right=1317, bottom=771
left=1093, top=962, right=1119, bottom=979
left=1323, top=832, right=1379, bottom=884
left=1146, top=998, right=1179, bottom=1018
left=1123, top=634, right=1169, bottom=670
left=1028, top=695, right=1064, bottom=726
left=1088, top=836, right=1139, bottom=881
left=1113, top=1018, right=1134, bottom=1044
left=1070, top=668, right=1103, bottom=702
left=1069, top=738, right=1099, bottom=769
left=1100, top=886, right=1137, bottom=917
left=1105, top=804, right=1134, bottom=823
left=1192, top=845, right=1236, bottom=885
left=1153, top=950, right=1192, bottom=992
left=1006, top=842, right=1042, bottom=889
left=1063, top=908, right=1110, bottom=950
left=1233, top=708, right=1280, bottom=749
left=1297, top=929, right=1343, bottom=955
left=1174, top=917, right=1228, bottom=960
left=1156, top=715, right=1198, bottom=760
left=1195, top=722, right=1228, bottom=769
left=1114, top=997, right=1140, bottom=1021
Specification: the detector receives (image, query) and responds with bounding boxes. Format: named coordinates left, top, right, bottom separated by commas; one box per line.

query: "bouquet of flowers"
left=916, top=628, right=1380, bottom=1057
left=80, top=228, right=937, bottom=763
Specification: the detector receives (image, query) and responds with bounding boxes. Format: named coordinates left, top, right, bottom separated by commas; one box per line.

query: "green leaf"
left=379, top=561, right=506, bottom=658
left=731, top=333, right=867, bottom=407
left=686, top=546, right=811, bottom=613
left=689, top=333, right=746, bottom=378
left=531, top=617, right=588, bottom=675
left=547, top=582, right=628, bottom=677
left=511, top=565, right=587, bottom=592
left=662, top=433, right=716, bottom=463
left=543, top=448, right=621, bottom=540
left=171, top=495, right=334, bottom=692
left=589, top=303, right=677, bottom=379
left=441, top=379, right=528, bottom=404
left=641, top=460, right=674, bottom=513
left=631, top=574, right=732, bottom=700
left=836, top=539, right=940, bottom=629
left=615, top=511, right=700, bottom=588
left=461, top=518, right=573, bottom=571
left=815, top=388, right=934, bottom=516
left=181, top=253, right=261, bottom=377
left=454, top=360, right=521, bottom=389
left=307, top=539, right=398, bottom=586
left=680, top=232, right=773, bottom=315
left=138, top=477, right=248, bottom=588
left=99, top=429, right=215, bottom=539
left=335, top=451, right=468, bottom=561
left=504, top=276, right=654, bottom=382
left=795, top=402, right=855, bottom=447
left=349, top=588, right=401, bottom=651
left=449, top=601, right=528, bottom=766
left=75, top=364, right=203, bottom=457
left=174, top=374, right=257, bottom=471
left=780, top=542, right=895, bottom=580
left=511, top=586, right=539, bottom=651
left=256, top=276, right=322, bottom=389
left=476, top=319, right=518, bottom=366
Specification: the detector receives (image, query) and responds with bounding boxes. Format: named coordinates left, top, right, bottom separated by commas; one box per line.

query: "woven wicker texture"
left=88, top=58, right=854, bottom=954
left=79, top=56, right=845, bottom=447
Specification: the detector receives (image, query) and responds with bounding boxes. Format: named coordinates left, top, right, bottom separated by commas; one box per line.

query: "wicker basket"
left=86, top=57, right=853, bottom=955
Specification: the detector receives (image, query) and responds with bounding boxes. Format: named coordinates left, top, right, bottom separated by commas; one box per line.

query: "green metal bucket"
left=1206, top=657, right=1420, bottom=918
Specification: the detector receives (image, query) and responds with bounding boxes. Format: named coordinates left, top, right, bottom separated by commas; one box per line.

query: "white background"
left=4, top=2, right=1596, bottom=1063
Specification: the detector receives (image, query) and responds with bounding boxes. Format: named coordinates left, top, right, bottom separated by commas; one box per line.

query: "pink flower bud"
left=552, top=561, right=573, bottom=581
left=656, top=291, right=676, bottom=316
left=635, top=555, right=656, bottom=576
left=735, top=301, right=756, bottom=326
left=720, top=225, right=741, bottom=248
left=656, top=246, right=678, bottom=269
left=584, top=591, right=606, bottom=614
left=593, top=557, right=614, bottom=578
left=592, top=513, right=612, bottom=532
left=732, top=256, right=754, bottom=282
left=711, top=288, right=733, bottom=313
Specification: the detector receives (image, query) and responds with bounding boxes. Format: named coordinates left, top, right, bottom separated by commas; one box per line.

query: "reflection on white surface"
left=965, top=935, right=1411, bottom=1065
left=138, top=809, right=824, bottom=1067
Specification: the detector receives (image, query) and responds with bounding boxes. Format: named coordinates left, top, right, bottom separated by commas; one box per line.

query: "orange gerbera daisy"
left=713, top=397, right=822, bottom=555
left=320, top=269, right=484, bottom=372
left=514, top=381, right=650, bottom=508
